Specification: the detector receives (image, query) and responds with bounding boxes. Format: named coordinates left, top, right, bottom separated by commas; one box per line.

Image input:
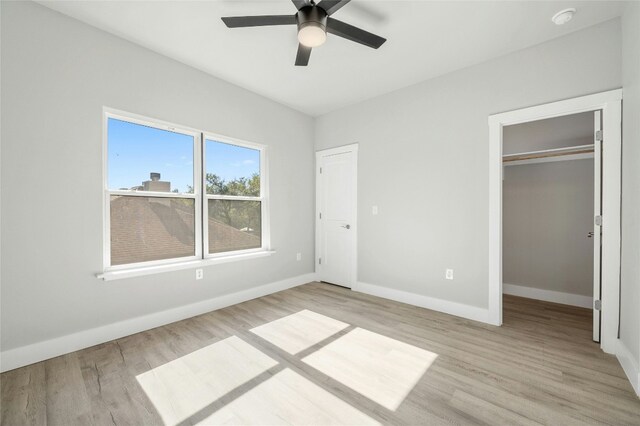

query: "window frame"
left=102, top=108, right=270, bottom=274
left=202, top=133, right=270, bottom=259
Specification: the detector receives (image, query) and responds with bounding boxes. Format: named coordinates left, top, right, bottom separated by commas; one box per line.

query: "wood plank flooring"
left=2, top=282, right=639, bottom=425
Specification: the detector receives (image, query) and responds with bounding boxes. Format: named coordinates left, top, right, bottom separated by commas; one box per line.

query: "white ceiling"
left=38, top=1, right=624, bottom=116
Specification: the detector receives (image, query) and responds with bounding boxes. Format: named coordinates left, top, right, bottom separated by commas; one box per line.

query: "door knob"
left=341, top=224, right=351, bottom=229
left=587, top=232, right=594, bottom=238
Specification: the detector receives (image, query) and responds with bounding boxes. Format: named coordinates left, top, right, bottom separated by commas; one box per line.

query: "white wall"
left=315, top=19, right=621, bottom=312
left=619, top=1, right=640, bottom=393
left=0, top=2, right=315, bottom=355
left=503, top=159, right=594, bottom=298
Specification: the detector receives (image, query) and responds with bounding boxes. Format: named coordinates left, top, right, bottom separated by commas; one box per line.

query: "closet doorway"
left=488, top=90, right=622, bottom=354
left=502, top=111, right=601, bottom=341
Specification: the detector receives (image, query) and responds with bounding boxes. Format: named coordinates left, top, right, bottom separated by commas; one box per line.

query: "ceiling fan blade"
left=326, top=17, right=386, bottom=49
left=316, top=0, right=351, bottom=15
left=295, top=44, right=312, bottom=66
left=291, top=0, right=310, bottom=10
left=221, top=15, right=296, bottom=28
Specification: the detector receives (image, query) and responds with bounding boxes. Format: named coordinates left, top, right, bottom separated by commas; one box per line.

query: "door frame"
left=488, top=89, right=622, bottom=354
left=315, top=143, right=359, bottom=288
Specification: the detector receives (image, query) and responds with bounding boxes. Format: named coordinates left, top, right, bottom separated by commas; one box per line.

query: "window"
left=104, top=111, right=268, bottom=271
left=204, top=139, right=264, bottom=254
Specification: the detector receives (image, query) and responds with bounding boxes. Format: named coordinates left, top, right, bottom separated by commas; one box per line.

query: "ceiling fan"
left=221, top=0, right=386, bottom=66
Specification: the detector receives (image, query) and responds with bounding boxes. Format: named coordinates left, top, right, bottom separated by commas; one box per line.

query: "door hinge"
left=319, top=167, right=322, bottom=174
left=595, top=215, right=603, bottom=226
left=319, top=212, right=322, bottom=219
left=595, top=130, right=603, bottom=142
left=594, top=300, right=601, bottom=310
left=318, top=257, right=322, bottom=265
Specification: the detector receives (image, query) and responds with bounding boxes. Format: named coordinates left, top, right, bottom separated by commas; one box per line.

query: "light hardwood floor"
left=2, top=282, right=639, bottom=425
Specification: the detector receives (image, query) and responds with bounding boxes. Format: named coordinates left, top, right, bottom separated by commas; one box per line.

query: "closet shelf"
left=503, top=144, right=594, bottom=163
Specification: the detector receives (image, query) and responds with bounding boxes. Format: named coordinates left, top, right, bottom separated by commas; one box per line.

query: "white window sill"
left=96, top=250, right=276, bottom=281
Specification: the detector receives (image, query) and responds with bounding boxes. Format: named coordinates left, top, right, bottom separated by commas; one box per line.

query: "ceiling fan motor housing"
left=297, top=6, right=328, bottom=33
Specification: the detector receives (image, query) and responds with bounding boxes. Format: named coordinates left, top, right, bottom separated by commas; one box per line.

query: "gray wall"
left=2, top=0, right=636, bottom=366
left=503, top=160, right=594, bottom=296
left=315, top=19, right=621, bottom=309
left=0, top=1, right=315, bottom=351
left=620, top=2, right=640, bottom=368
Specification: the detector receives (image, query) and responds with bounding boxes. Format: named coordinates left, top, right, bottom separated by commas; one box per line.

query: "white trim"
left=194, top=129, right=204, bottom=261
left=105, top=253, right=202, bottom=273
left=203, top=130, right=268, bottom=153
left=599, top=101, right=622, bottom=353
left=103, top=107, right=202, bottom=134
left=107, top=190, right=198, bottom=198
left=316, top=143, right=360, bottom=158
left=616, top=339, right=640, bottom=397
left=0, top=273, right=316, bottom=373
left=97, top=250, right=276, bottom=281
left=205, top=194, right=263, bottom=201
left=489, top=90, right=622, bottom=125
left=503, top=283, right=593, bottom=309
left=488, top=120, right=503, bottom=326
left=102, top=110, right=110, bottom=271
left=488, top=89, right=623, bottom=354
left=354, top=281, right=490, bottom=324
left=503, top=152, right=593, bottom=167
left=315, top=143, right=359, bottom=289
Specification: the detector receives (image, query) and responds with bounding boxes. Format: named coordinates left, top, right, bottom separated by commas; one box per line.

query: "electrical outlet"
left=372, top=205, right=378, bottom=215
left=296, top=253, right=302, bottom=261
left=195, top=269, right=204, bottom=280
left=445, top=269, right=454, bottom=280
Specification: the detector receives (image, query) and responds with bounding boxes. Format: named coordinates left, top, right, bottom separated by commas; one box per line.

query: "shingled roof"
left=110, top=196, right=261, bottom=265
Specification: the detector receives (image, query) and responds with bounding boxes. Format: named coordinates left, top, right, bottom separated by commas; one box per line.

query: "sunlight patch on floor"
left=136, top=313, right=437, bottom=424
left=250, top=309, right=349, bottom=354
left=199, top=368, right=379, bottom=425
left=136, top=335, right=277, bottom=426
left=303, top=327, right=438, bottom=411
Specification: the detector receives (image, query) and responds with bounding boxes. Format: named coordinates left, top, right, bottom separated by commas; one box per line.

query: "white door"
left=316, top=145, right=357, bottom=288
left=593, top=110, right=603, bottom=342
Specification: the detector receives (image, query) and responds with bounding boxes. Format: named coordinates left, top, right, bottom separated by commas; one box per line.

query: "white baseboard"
left=354, top=281, right=490, bottom=324
left=616, top=339, right=640, bottom=397
left=0, top=273, right=317, bottom=373
left=503, top=283, right=593, bottom=309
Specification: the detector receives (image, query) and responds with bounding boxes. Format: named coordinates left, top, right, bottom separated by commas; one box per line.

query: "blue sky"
left=205, top=138, right=260, bottom=185
left=108, top=118, right=259, bottom=193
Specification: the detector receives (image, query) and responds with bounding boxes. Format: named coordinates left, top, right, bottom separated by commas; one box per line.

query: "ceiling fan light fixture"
left=298, top=22, right=326, bottom=47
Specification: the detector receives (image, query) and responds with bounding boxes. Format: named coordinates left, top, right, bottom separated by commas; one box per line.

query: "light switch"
left=372, top=206, right=378, bottom=215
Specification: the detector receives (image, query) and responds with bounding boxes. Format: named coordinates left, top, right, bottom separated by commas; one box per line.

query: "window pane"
left=108, top=118, right=194, bottom=194
left=205, top=140, right=260, bottom=196
left=111, top=196, right=195, bottom=265
left=208, top=200, right=261, bottom=253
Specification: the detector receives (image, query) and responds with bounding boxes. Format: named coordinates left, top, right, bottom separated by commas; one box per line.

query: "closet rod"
left=503, top=144, right=594, bottom=163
